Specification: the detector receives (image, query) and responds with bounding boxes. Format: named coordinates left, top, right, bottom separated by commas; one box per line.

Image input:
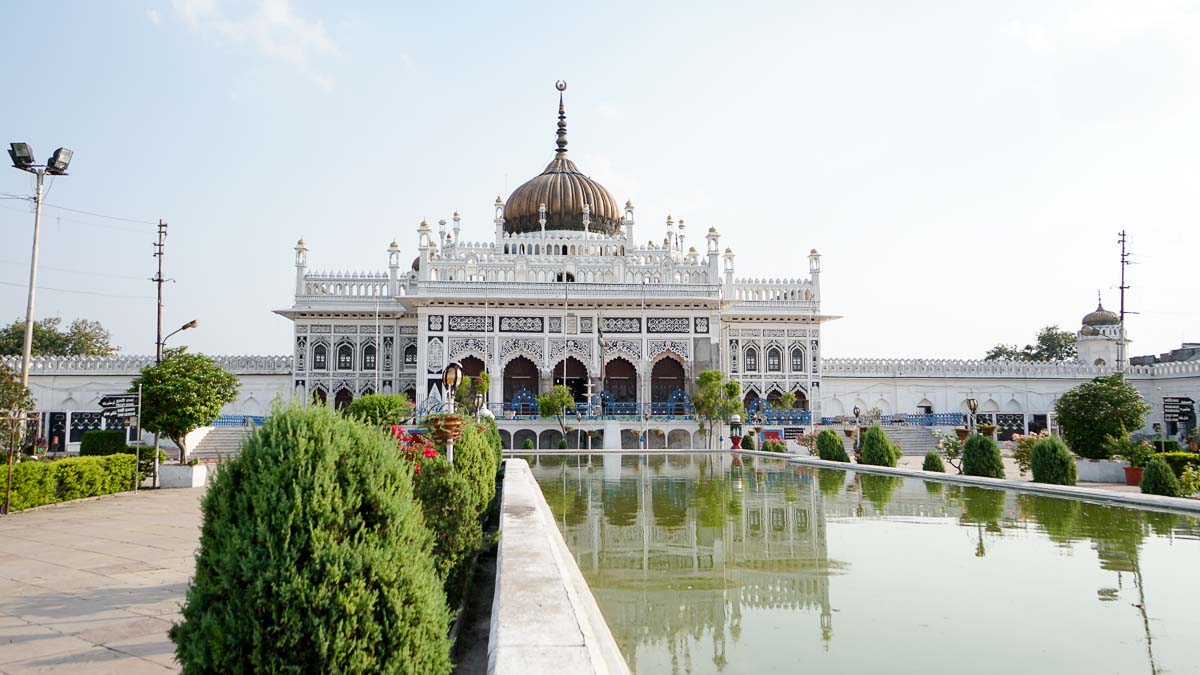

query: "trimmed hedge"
left=1154, top=452, right=1200, bottom=479
left=7, top=454, right=137, bottom=511
left=79, top=430, right=128, bottom=456
left=1030, top=437, right=1077, bottom=486
left=817, top=430, right=850, bottom=462
left=449, top=422, right=499, bottom=519
left=922, top=451, right=945, bottom=472
left=522, top=438, right=534, bottom=450
left=344, top=394, right=414, bottom=427
left=859, top=425, right=897, bottom=467
left=963, top=434, right=1005, bottom=479
left=1140, top=457, right=1181, bottom=497
left=415, top=454, right=483, bottom=606
left=1151, top=439, right=1183, bottom=454
left=740, top=435, right=755, bottom=451
left=170, top=404, right=452, bottom=674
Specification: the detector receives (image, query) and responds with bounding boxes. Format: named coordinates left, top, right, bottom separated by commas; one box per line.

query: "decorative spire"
left=1097, top=290, right=1103, bottom=309
left=555, top=80, right=568, bottom=158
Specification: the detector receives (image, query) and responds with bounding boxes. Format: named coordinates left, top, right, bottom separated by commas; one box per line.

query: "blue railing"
left=212, top=415, right=266, bottom=427
left=817, top=413, right=966, bottom=427
left=487, top=401, right=697, bottom=421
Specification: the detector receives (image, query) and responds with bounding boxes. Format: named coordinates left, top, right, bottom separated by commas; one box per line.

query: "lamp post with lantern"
left=730, top=414, right=742, bottom=449
left=852, top=405, right=862, bottom=451
left=440, top=362, right=464, bottom=463
left=966, top=398, right=978, bottom=433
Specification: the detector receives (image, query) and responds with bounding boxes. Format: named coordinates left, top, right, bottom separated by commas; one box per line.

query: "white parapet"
left=489, top=459, right=630, bottom=675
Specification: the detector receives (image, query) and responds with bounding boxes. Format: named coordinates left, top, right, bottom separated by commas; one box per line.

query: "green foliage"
left=818, top=469, right=846, bottom=496
left=816, top=430, right=849, bottom=462
left=414, top=454, right=482, bottom=606
left=449, top=422, right=500, bottom=519
left=344, top=394, right=414, bottom=427
left=858, top=425, right=897, bottom=467
left=778, top=391, right=797, bottom=410
left=1140, top=457, right=1181, bottom=497
left=962, top=487, right=1006, bottom=524
left=860, top=474, right=903, bottom=511
left=536, top=385, right=575, bottom=436
left=558, top=438, right=568, bottom=449
left=761, top=440, right=786, bottom=453
left=133, top=348, right=239, bottom=462
left=0, top=317, right=117, bottom=357
left=984, top=325, right=1076, bottom=362
left=522, top=438, right=534, bottom=450
left=692, top=370, right=744, bottom=448
left=962, top=434, right=1005, bottom=479
left=1152, top=452, right=1200, bottom=479
left=80, top=430, right=128, bottom=456
left=6, top=454, right=137, bottom=511
left=922, top=451, right=945, bottom=472
left=1150, top=439, right=1183, bottom=453
left=1029, top=437, right=1077, bottom=485
left=0, top=364, right=34, bottom=457
left=933, top=430, right=965, bottom=473
left=170, top=404, right=451, bottom=674
left=1179, top=466, right=1200, bottom=497
left=1054, top=374, right=1150, bottom=459
left=479, top=416, right=503, bottom=467
left=740, top=434, right=754, bottom=451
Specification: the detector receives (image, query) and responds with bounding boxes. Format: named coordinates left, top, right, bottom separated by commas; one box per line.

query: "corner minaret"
left=808, top=248, right=821, bottom=300
left=294, top=237, right=307, bottom=296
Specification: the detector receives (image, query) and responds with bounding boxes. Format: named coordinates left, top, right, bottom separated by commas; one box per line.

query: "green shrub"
left=1053, top=373, right=1150, bottom=459
left=816, top=430, right=850, bottom=462
left=962, top=434, right=1005, bottom=479
left=859, top=425, right=897, bottom=467
left=558, top=438, right=568, bottom=450
left=922, top=451, right=945, bottom=472
left=79, top=430, right=128, bottom=456
left=1151, top=439, right=1183, bottom=454
left=1140, top=457, right=1181, bottom=497
left=344, top=394, right=414, bottom=427
left=170, top=405, right=451, bottom=674
left=760, top=440, right=786, bottom=453
left=128, top=444, right=169, bottom=482
left=860, top=474, right=903, bottom=510
left=522, top=438, right=534, bottom=450
left=414, top=454, right=482, bottom=607
left=479, top=417, right=503, bottom=467
left=818, top=469, right=846, bottom=496
left=451, top=422, right=499, bottom=518
left=6, top=454, right=137, bottom=511
left=1156, top=452, right=1200, bottom=479
left=1030, top=437, right=1077, bottom=485
left=740, top=434, right=755, bottom=451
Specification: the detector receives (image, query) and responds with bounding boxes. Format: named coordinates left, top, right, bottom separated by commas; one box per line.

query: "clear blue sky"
left=3, top=1, right=1197, bottom=359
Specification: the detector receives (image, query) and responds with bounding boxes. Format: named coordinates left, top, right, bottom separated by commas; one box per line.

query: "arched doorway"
left=552, top=356, right=588, bottom=403
left=334, top=388, right=353, bottom=411
left=603, top=357, right=637, bottom=403
left=767, top=389, right=783, bottom=407
left=503, top=356, right=539, bottom=403
left=461, top=355, right=485, bottom=378
left=792, top=388, right=809, bottom=410
left=743, top=390, right=759, bottom=408
left=311, top=387, right=328, bottom=406
left=650, top=357, right=685, bottom=404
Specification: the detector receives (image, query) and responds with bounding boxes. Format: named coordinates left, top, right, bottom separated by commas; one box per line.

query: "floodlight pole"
left=18, top=171, right=45, bottom=390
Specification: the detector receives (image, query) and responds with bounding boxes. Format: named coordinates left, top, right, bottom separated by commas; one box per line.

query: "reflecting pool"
left=522, top=453, right=1200, bottom=675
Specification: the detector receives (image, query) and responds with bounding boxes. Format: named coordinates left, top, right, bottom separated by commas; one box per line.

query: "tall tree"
left=0, top=317, right=117, bottom=357
left=536, top=385, right=575, bottom=438
left=1054, top=373, right=1150, bottom=460
left=133, top=348, right=239, bottom=463
left=0, top=364, right=35, bottom=457
left=692, top=370, right=744, bottom=449
left=985, top=325, right=1076, bottom=362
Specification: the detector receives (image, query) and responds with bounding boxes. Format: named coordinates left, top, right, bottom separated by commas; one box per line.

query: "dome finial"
left=555, top=80, right=568, bottom=158
left=1097, top=289, right=1103, bottom=309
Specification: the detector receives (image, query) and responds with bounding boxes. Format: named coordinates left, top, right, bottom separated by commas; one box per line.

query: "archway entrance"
left=503, top=356, right=539, bottom=403
left=743, top=390, right=759, bottom=408
left=767, top=389, right=783, bottom=407
left=603, top=358, right=637, bottom=403
left=793, top=388, right=809, bottom=410
left=460, top=355, right=485, bottom=378
left=334, top=388, right=353, bottom=411
left=552, top=356, right=588, bottom=403
left=650, top=357, right=685, bottom=404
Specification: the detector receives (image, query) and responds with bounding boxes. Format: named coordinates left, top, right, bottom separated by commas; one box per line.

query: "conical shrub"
left=1141, top=456, right=1181, bottom=497
left=1030, top=437, right=1077, bottom=485
left=922, top=451, right=945, bottom=472
left=170, top=404, right=452, bottom=674
left=859, top=425, right=897, bottom=467
left=963, top=434, right=1005, bottom=479
left=415, top=454, right=483, bottom=606
left=816, top=430, right=849, bottom=462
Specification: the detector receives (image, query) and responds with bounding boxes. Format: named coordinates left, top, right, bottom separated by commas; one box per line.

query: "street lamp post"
left=8, top=143, right=72, bottom=436
left=966, top=398, right=979, bottom=433
left=442, top=362, right=463, bottom=463
left=852, top=405, right=861, bottom=451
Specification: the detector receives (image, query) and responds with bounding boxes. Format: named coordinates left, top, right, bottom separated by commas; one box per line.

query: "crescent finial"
left=555, top=80, right=567, bottom=92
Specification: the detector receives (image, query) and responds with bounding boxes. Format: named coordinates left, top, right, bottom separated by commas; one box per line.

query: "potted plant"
left=977, top=423, right=998, bottom=438
left=426, top=413, right=463, bottom=443
left=954, top=427, right=970, bottom=442
left=1119, top=440, right=1155, bottom=486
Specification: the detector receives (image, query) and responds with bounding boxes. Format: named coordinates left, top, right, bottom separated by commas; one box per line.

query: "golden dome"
left=502, top=85, right=621, bottom=236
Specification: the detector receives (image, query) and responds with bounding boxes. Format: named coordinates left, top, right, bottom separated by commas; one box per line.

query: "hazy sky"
left=3, top=1, right=1198, bottom=359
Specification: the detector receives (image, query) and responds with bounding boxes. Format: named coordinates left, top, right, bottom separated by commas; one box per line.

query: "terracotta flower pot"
left=731, top=436, right=742, bottom=450
left=1123, top=466, right=1144, bottom=486
left=979, top=426, right=997, bottom=438
left=955, top=428, right=970, bottom=442
left=430, top=415, right=464, bottom=443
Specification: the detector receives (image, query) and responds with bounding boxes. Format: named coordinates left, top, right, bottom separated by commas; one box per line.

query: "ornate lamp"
left=473, top=391, right=484, bottom=418
left=966, top=398, right=978, bottom=413
left=730, top=414, right=743, bottom=450
left=442, top=362, right=464, bottom=404
left=852, top=406, right=861, bottom=419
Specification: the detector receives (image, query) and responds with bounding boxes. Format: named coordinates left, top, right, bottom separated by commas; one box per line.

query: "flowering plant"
left=391, top=425, right=439, bottom=476
left=933, top=430, right=964, bottom=473
left=1010, top=430, right=1049, bottom=476
left=795, top=432, right=820, bottom=452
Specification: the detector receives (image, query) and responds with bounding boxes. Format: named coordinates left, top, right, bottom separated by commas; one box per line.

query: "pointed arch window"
left=313, top=344, right=328, bottom=370
left=363, top=344, right=377, bottom=370
left=791, top=348, right=805, bottom=372
left=745, top=347, right=758, bottom=372
left=767, top=347, right=782, bottom=372
left=404, top=344, right=418, bottom=365
left=337, top=344, right=354, bottom=370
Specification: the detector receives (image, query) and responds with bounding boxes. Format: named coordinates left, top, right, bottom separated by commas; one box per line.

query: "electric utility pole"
left=1117, top=231, right=1130, bottom=372
left=151, top=220, right=167, bottom=487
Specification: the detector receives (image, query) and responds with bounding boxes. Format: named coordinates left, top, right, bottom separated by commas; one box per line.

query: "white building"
left=7, top=87, right=1199, bottom=452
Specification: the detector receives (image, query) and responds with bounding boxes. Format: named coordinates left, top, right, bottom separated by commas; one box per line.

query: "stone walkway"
left=0, top=488, right=205, bottom=674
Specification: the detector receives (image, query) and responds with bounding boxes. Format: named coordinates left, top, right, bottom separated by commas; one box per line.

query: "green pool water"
left=522, top=453, right=1200, bottom=675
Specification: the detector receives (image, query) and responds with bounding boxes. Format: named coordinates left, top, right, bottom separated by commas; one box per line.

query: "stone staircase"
left=190, top=427, right=254, bottom=461
left=880, top=426, right=939, bottom=456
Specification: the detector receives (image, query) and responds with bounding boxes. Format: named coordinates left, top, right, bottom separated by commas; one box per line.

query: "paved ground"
left=0, top=488, right=204, bottom=674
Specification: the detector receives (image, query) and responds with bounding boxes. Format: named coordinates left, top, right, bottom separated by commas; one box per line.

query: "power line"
left=42, top=202, right=158, bottom=225
left=0, top=258, right=147, bottom=281
left=0, top=279, right=154, bottom=300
